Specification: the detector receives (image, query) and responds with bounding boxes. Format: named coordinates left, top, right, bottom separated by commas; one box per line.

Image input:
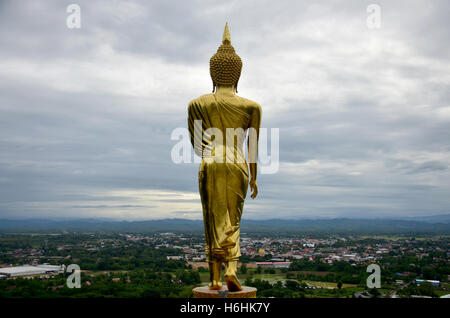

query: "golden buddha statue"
left=188, top=23, right=262, bottom=291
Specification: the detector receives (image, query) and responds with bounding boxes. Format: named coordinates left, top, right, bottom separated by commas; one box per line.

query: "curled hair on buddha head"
left=209, top=22, right=242, bottom=93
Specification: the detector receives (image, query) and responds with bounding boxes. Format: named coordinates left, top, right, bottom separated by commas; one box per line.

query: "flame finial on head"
left=222, top=22, right=231, bottom=45
left=209, top=23, right=242, bottom=92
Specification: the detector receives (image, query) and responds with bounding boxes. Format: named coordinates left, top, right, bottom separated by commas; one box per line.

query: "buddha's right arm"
left=247, top=103, right=262, bottom=182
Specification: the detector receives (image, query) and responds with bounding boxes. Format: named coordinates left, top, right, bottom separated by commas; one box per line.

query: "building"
left=415, top=279, right=440, bottom=286
left=256, top=262, right=292, bottom=269
left=36, top=264, right=65, bottom=273
left=166, top=256, right=183, bottom=260
left=0, top=264, right=64, bottom=278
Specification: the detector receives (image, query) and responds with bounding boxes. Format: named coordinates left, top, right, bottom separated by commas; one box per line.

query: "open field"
left=200, top=271, right=359, bottom=290
left=303, top=280, right=357, bottom=289
left=250, top=274, right=285, bottom=283
left=292, top=270, right=330, bottom=277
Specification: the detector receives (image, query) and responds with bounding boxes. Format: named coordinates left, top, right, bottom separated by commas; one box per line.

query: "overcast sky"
left=0, top=0, right=449, bottom=220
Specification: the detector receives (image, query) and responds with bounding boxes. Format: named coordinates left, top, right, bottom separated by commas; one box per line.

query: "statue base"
left=193, top=286, right=257, bottom=298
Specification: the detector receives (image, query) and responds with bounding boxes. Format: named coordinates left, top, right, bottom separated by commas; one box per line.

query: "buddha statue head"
left=209, top=23, right=242, bottom=93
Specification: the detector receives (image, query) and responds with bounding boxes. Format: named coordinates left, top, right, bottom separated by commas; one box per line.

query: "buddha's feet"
left=208, top=261, right=223, bottom=290
left=208, top=280, right=223, bottom=290
left=224, top=274, right=242, bottom=292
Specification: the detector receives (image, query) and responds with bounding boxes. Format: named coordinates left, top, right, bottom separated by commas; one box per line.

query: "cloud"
left=0, top=0, right=449, bottom=220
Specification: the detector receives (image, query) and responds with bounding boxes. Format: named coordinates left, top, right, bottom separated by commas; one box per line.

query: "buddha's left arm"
left=188, top=101, right=204, bottom=157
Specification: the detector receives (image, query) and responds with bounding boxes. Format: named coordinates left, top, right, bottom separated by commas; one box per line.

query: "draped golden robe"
left=188, top=93, right=261, bottom=262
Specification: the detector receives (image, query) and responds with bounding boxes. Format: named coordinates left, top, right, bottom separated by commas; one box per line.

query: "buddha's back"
left=188, top=92, right=260, bottom=166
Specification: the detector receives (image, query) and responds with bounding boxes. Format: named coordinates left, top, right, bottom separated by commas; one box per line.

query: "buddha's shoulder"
left=188, top=94, right=261, bottom=112
left=236, top=96, right=261, bottom=113
left=188, top=94, right=215, bottom=107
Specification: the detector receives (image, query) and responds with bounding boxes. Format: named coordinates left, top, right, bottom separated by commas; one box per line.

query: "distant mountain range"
left=398, top=214, right=450, bottom=223
left=0, top=215, right=449, bottom=234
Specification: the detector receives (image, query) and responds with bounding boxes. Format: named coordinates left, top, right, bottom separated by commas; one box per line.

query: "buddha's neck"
left=215, top=85, right=235, bottom=96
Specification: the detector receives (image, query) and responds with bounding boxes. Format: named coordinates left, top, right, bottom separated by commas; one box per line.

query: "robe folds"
left=188, top=93, right=260, bottom=262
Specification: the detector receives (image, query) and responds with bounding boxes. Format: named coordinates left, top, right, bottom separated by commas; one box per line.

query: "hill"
left=0, top=216, right=449, bottom=234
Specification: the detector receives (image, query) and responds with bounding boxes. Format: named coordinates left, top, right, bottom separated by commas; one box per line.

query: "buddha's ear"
left=212, top=81, right=216, bottom=93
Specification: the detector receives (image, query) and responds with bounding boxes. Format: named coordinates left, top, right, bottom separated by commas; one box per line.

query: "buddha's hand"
left=249, top=178, right=258, bottom=199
